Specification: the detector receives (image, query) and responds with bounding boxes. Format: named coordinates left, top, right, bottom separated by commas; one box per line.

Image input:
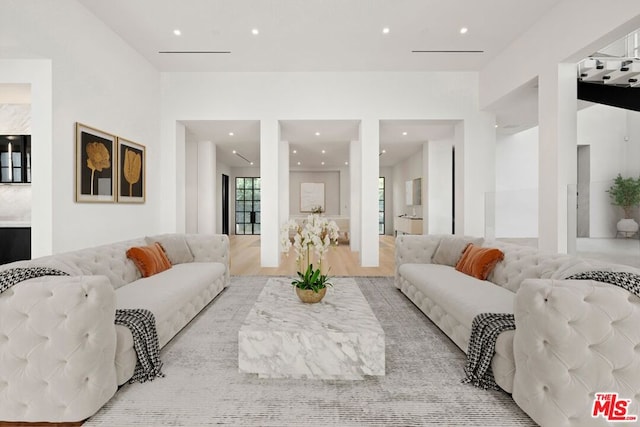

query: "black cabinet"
left=0, top=227, right=31, bottom=265
left=0, top=135, right=31, bottom=183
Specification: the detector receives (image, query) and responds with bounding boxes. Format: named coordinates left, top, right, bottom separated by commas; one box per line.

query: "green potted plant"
left=280, top=214, right=340, bottom=303
left=607, top=174, right=640, bottom=237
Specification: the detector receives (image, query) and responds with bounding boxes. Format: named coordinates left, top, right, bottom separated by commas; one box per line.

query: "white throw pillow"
left=145, top=234, right=194, bottom=265
left=432, top=235, right=484, bottom=266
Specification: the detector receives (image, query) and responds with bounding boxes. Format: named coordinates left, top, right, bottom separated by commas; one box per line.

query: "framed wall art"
left=76, top=123, right=116, bottom=203
left=300, top=182, right=325, bottom=213
left=117, top=137, right=145, bottom=203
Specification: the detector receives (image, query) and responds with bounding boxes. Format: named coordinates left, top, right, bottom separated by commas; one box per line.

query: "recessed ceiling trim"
left=412, top=50, right=484, bottom=53
left=158, top=51, right=232, bottom=54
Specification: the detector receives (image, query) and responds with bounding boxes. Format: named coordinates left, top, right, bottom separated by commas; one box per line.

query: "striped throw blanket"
left=463, top=271, right=640, bottom=391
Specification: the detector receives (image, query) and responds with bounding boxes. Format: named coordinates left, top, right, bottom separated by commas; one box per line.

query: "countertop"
left=0, top=221, right=31, bottom=227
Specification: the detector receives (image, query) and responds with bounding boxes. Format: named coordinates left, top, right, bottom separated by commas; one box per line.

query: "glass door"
left=235, top=177, right=261, bottom=235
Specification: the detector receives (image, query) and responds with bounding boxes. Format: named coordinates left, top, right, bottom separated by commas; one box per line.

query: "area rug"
left=86, top=276, right=535, bottom=426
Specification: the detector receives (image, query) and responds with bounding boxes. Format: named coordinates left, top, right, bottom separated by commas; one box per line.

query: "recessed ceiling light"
left=345, top=161, right=349, bottom=166
left=251, top=28, right=259, bottom=35
left=321, top=149, right=326, bottom=154
left=402, top=131, right=407, bottom=136
left=229, top=132, right=234, bottom=136
left=297, top=161, right=301, bottom=165
left=232, top=150, right=236, bottom=154
left=494, top=124, right=499, bottom=128
left=460, top=27, right=468, bottom=34
left=292, top=149, right=297, bottom=154
left=382, top=149, right=387, bottom=154
left=173, top=29, right=181, bottom=36
left=382, top=27, right=390, bottom=34
left=315, top=132, right=320, bottom=136
left=250, top=161, right=254, bottom=165
left=321, top=161, right=325, bottom=165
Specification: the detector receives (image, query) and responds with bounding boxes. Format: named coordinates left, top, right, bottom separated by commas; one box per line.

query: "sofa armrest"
left=512, top=278, right=640, bottom=427
left=185, top=234, right=230, bottom=285
left=0, top=275, right=118, bottom=423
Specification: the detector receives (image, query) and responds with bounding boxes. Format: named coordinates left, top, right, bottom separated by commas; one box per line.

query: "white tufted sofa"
left=0, top=233, right=229, bottom=423
left=395, top=234, right=640, bottom=427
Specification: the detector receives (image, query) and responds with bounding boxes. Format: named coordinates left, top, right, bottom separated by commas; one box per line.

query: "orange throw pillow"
left=455, top=243, right=504, bottom=280
left=126, top=242, right=172, bottom=277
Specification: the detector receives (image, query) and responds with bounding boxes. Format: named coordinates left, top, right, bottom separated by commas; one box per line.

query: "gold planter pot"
left=295, top=286, right=327, bottom=304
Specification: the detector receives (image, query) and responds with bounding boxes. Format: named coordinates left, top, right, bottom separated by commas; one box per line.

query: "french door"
left=235, top=177, right=261, bottom=235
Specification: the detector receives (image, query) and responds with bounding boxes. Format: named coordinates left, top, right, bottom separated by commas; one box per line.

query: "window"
left=0, top=136, right=31, bottom=183
left=379, top=177, right=385, bottom=235
left=235, top=177, right=261, bottom=235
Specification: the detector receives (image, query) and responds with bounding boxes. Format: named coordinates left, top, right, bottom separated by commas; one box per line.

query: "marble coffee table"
left=238, top=277, right=385, bottom=380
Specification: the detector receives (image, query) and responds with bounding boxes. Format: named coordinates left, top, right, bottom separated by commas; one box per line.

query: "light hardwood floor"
left=229, top=234, right=396, bottom=276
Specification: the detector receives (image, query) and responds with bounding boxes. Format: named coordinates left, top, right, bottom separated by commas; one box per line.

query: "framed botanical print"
left=117, top=137, right=145, bottom=203
left=76, top=123, right=116, bottom=203
left=300, top=182, right=325, bottom=213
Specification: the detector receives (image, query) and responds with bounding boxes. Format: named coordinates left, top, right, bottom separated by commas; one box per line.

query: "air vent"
left=412, top=50, right=484, bottom=53
left=158, top=51, right=231, bottom=54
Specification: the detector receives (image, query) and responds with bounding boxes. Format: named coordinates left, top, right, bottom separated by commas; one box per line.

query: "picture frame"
left=300, top=182, right=325, bottom=212
left=117, top=137, right=145, bottom=203
left=76, top=123, right=117, bottom=203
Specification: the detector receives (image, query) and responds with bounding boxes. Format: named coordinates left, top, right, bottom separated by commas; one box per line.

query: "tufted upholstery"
left=513, top=278, right=640, bottom=427
left=0, top=275, right=117, bottom=422
left=396, top=261, right=516, bottom=393
left=395, top=233, right=640, bottom=424
left=0, top=233, right=230, bottom=422
left=113, top=262, right=227, bottom=384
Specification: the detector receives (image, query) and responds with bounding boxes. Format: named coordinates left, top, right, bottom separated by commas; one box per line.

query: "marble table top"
left=241, top=277, right=384, bottom=335
left=238, top=277, right=385, bottom=379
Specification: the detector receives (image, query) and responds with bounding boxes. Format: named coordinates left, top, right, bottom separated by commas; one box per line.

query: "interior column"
left=360, top=119, right=379, bottom=267
left=197, top=140, right=216, bottom=234
left=349, top=140, right=361, bottom=253
left=260, top=119, right=280, bottom=267
left=278, top=140, right=290, bottom=239
left=538, top=63, right=578, bottom=253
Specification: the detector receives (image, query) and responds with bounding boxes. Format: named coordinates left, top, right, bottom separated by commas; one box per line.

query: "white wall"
left=495, top=104, right=640, bottom=238
left=495, top=127, right=539, bottom=238
left=185, top=139, right=198, bottom=233
left=428, top=139, right=454, bottom=234
left=578, top=105, right=629, bottom=237
left=161, top=72, right=495, bottom=266
left=1, top=1, right=161, bottom=254
left=289, top=171, right=340, bottom=215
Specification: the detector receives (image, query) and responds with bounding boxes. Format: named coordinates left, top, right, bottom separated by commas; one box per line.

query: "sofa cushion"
left=432, top=236, right=484, bottom=266
left=455, top=244, right=504, bottom=280
left=145, top=234, right=194, bottom=265
left=126, top=243, right=172, bottom=277
left=114, top=262, right=226, bottom=347
left=398, top=264, right=514, bottom=340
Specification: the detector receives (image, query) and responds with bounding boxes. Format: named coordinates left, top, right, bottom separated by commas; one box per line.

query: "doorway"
left=235, top=177, right=261, bottom=235
left=577, top=145, right=590, bottom=238
left=222, top=174, right=229, bottom=235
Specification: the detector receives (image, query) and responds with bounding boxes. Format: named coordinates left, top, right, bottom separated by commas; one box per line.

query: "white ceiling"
left=79, top=0, right=563, bottom=72
left=183, top=119, right=456, bottom=168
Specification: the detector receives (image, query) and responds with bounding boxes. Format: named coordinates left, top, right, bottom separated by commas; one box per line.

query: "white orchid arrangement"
left=280, top=214, right=340, bottom=291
